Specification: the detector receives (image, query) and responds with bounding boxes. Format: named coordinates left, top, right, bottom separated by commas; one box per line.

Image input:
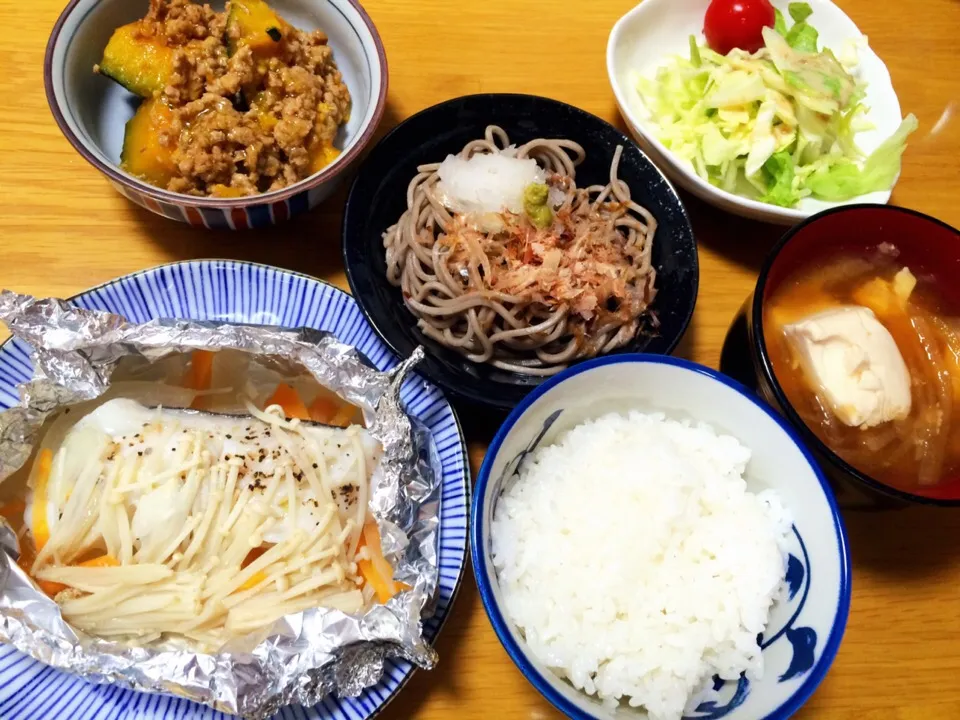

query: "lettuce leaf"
left=760, top=149, right=800, bottom=207
left=689, top=34, right=702, bottom=67
left=786, top=3, right=818, bottom=52
left=774, top=8, right=788, bottom=35
left=788, top=3, right=814, bottom=23
left=787, top=23, right=819, bottom=52
left=804, top=114, right=919, bottom=200
left=774, top=2, right=819, bottom=53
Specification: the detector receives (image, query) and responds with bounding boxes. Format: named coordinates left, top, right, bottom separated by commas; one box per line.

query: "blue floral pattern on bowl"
left=686, top=529, right=816, bottom=719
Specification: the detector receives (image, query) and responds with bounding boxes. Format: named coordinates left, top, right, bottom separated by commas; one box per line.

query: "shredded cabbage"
left=633, top=2, right=916, bottom=208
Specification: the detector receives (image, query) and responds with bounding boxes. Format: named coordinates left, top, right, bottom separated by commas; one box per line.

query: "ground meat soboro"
left=103, top=0, right=350, bottom=197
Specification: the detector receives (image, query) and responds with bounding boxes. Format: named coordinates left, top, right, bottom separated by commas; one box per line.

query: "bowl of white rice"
left=471, top=354, right=851, bottom=720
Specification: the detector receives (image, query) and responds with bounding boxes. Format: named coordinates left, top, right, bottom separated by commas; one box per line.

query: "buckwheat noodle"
left=383, top=125, right=658, bottom=376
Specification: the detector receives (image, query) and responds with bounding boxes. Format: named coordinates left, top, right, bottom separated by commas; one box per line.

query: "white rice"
left=491, top=411, right=791, bottom=720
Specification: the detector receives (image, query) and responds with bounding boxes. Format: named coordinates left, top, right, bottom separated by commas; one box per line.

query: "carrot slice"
left=184, top=350, right=216, bottom=409
left=236, top=547, right=270, bottom=592
left=37, top=579, right=67, bottom=598
left=78, top=554, right=120, bottom=569
left=330, top=404, right=360, bottom=428
left=184, top=350, right=215, bottom=390
left=309, top=394, right=360, bottom=427
left=0, top=499, right=26, bottom=521
left=17, top=548, right=66, bottom=599
left=357, top=522, right=405, bottom=604
left=308, top=396, right=339, bottom=424
left=31, top=449, right=54, bottom=551
left=237, top=571, right=268, bottom=592
left=264, top=383, right=311, bottom=420
left=242, top=547, right=267, bottom=567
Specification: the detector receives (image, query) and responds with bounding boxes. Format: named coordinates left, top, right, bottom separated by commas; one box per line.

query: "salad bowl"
left=607, top=0, right=906, bottom=225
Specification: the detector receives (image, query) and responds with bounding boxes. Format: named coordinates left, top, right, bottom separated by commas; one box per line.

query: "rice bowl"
left=472, top=354, right=851, bottom=720
left=491, top=411, right=791, bottom=719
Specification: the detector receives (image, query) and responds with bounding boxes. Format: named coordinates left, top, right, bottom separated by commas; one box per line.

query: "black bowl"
left=342, top=93, right=698, bottom=410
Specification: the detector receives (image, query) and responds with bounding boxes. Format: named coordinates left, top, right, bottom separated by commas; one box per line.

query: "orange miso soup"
left=764, top=245, right=960, bottom=492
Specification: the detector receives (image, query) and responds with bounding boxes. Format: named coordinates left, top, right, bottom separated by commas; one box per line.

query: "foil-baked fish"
left=19, top=397, right=394, bottom=652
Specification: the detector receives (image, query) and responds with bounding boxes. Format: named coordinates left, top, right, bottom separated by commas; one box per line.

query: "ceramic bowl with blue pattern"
left=472, top=354, right=851, bottom=720
left=44, top=0, right=387, bottom=228
left=0, top=261, right=470, bottom=720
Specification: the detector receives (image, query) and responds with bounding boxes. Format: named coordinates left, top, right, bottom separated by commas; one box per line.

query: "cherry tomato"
left=703, top=0, right=776, bottom=55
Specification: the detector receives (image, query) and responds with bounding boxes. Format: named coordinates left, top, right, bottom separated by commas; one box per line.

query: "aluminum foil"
left=0, top=292, right=441, bottom=719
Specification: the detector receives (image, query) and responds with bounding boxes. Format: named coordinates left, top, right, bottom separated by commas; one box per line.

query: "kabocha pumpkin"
left=226, top=0, right=293, bottom=57
left=97, top=22, right=176, bottom=98
left=95, top=0, right=351, bottom=197
left=120, top=97, right=178, bottom=187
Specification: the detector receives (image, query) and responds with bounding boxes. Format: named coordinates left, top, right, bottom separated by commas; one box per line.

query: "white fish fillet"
left=22, top=398, right=381, bottom=651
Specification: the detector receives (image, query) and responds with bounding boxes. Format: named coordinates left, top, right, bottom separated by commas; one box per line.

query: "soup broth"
left=764, top=245, right=960, bottom=491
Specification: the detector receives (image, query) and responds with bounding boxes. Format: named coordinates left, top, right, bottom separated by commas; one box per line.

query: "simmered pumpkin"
left=98, top=22, right=175, bottom=98
left=226, top=0, right=292, bottom=57
left=309, top=141, right=341, bottom=174
left=210, top=184, right=249, bottom=198
left=120, top=98, right=178, bottom=187
left=307, top=101, right=348, bottom=173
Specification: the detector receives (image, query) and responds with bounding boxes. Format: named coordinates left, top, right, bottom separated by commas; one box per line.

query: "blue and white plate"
left=0, top=261, right=470, bottom=720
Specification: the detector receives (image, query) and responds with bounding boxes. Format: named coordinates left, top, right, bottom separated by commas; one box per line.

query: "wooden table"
left=2, top=0, right=960, bottom=717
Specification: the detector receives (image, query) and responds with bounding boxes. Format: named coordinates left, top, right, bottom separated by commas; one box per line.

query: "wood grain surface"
left=1, top=0, right=959, bottom=717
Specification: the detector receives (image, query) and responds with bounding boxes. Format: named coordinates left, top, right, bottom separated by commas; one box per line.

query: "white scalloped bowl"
left=607, top=0, right=904, bottom=225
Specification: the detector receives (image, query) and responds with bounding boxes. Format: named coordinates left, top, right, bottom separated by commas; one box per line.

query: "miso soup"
left=764, top=245, right=960, bottom=491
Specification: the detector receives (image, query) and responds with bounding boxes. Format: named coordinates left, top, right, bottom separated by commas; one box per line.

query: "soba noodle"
left=383, top=126, right=658, bottom=376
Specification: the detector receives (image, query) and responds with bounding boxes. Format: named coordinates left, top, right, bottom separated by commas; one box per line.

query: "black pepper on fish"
left=19, top=396, right=384, bottom=647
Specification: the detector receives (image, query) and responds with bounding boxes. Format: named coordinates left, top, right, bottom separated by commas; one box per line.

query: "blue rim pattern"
left=470, top=353, right=851, bottom=720
left=0, top=260, right=470, bottom=720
